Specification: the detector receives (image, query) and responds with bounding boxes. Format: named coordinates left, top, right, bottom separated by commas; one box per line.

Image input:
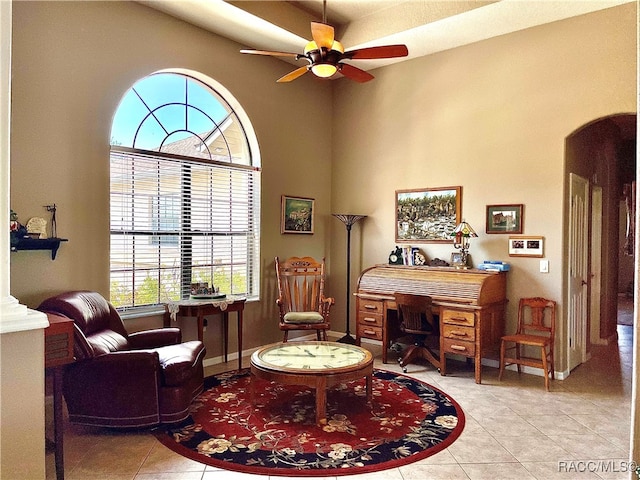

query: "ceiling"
left=141, top=0, right=634, bottom=72
left=141, top=0, right=636, bottom=140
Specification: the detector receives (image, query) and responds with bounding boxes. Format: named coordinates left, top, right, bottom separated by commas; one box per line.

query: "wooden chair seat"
left=500, top=333, right=551, bottom=347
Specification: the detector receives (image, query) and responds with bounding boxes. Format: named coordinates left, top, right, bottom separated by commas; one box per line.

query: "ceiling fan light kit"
left=241, top=16, right=408, bottom=83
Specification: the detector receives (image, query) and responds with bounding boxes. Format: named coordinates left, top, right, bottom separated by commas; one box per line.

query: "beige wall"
left=8, top=1, right=637, bottom=371
left=10, top=1, right=334, bottom=355
left=331, top=3, right=637, bottom=374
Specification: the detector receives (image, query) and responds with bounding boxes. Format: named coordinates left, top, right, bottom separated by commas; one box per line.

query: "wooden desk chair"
left=498, top=297, right=556, bottom=391
left=275, top=256, right=334, bottom=342
left=395, top=293, right=441, bottom=373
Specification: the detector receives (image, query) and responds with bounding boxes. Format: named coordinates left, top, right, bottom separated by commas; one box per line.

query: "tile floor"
left=46, top=324, right=634, bottom=480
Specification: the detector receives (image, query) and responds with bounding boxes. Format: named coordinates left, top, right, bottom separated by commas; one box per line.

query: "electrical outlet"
left=540, top=260, right=549, bottom=273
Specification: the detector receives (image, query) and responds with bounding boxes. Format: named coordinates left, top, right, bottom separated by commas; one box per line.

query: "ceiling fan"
left=240, top=2, right=408, bottom=83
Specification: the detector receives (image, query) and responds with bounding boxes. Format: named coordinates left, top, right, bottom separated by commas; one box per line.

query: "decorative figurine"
left=45, top=204, right=57, bottom=238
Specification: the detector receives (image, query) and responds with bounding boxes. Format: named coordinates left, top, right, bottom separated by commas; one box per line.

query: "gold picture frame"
left=281, top=195, right=314, bottom=234
left=395, top=186, right=462, bottom=243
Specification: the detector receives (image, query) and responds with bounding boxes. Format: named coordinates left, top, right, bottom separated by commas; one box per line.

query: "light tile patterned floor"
left=47, top=323, right=634, bottom=480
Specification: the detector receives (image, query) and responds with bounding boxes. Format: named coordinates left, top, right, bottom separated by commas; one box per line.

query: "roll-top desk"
left=354, top=264, right=507, bottom=383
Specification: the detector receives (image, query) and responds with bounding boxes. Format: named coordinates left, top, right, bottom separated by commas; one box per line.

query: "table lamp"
left=451, top=220, right=478, bottom=268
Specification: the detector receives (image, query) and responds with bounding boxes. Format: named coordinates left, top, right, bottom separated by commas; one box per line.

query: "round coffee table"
left=250, top=341, right=373, bottom=425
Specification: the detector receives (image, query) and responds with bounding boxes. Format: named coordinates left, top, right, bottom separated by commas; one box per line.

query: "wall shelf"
left=11, top=237, right=68, bottom=260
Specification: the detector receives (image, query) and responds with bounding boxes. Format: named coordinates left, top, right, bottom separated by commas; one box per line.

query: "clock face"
left=255, top=342, right=370, bottom=372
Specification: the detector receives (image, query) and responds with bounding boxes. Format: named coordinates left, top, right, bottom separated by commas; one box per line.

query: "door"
left=568, top=173, right=589, bottom=371
left=590, top=186, right=603, bottom=345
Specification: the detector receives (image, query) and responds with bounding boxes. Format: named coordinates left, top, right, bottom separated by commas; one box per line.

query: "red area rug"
left=155, top=368, right=465, bottom=476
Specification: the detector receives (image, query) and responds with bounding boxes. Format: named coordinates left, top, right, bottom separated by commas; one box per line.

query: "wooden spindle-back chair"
left=275, top=256, right=334, bottom=342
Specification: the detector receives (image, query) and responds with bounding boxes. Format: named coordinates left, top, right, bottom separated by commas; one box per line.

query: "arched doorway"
left=565, top=113, right=636, bottom=358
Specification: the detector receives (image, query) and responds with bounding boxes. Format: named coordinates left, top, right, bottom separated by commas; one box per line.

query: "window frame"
left=109, top=71, right=261, bottom=313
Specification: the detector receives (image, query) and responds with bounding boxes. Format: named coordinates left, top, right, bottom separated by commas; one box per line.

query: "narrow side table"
left=44, top=313, right=75, bottom=480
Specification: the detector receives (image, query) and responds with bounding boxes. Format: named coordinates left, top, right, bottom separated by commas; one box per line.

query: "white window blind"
left=110, top=148, right=260, bottom=309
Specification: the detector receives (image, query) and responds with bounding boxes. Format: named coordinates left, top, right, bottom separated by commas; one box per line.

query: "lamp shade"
left=451, top=221, right=478, bottom=238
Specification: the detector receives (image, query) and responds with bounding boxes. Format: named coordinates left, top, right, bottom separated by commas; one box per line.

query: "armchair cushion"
left=283, top=311, right=325, bottom=324
left=87, top=330, right=129, bottom=356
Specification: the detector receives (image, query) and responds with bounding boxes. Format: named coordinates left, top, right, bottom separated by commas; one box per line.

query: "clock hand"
left=303, top=349, right=315, bottom=357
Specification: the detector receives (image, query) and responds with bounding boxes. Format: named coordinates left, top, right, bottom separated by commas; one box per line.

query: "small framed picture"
left=281, top=195, right=314, bottom=234
left=486, top=204, right=523, bottom=234
left=450, top=251, right=465, bottom=267
left=508, top=236, right=544, bottom=257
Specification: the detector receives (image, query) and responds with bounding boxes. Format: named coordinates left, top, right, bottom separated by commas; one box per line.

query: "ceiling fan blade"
left=240, top=49, right=299, bottom=58
left=277, top=66, right=310, bottom=83
left=344, top=45, right=409, bottom=60
left=338, top=63, right=374, bottom=83
left=311, top=22, right=335, bottom=50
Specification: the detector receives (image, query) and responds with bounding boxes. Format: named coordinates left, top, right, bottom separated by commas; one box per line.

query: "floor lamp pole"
left=332, top=214, right=366, bottom=345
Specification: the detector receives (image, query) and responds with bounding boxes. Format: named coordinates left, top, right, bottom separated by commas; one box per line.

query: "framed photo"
left=395, top=186, right=462, bottom=243
left=281, top=195, right=314, bottom=234
left=486, top=204, right=523, bottom=234
left=450, top=251, right=465, bottom=267
left=508, top=235, right=544, bottom=257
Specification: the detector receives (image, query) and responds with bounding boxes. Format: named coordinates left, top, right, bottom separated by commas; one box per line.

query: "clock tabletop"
left=251, top=341, right=373, bottom=374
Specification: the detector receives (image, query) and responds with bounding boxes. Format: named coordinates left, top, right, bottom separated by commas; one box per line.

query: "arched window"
left=110, top=70, right=260, bottom=311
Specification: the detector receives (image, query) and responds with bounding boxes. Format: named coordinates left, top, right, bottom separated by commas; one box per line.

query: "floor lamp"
left=332, top=214, right=367, bottom=344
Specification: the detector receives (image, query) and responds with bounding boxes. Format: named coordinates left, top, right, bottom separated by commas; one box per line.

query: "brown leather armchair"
left=38, top=291, right=206, bottom=428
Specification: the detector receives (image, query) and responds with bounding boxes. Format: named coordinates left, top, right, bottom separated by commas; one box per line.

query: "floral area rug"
left=154, top=368, right=465, bottom=477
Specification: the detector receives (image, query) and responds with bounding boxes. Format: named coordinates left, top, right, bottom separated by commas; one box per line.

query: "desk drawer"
left=358, top=299, right=384, bottom=315
left=442, top=337, right=476, bottom=357
left=441, top=308, right=475, bottom=327
left=442, top=324, right=475, bottom=342
left=357, top=310, right=383, bottom=328
left=357, top=324, right=383, bottom=341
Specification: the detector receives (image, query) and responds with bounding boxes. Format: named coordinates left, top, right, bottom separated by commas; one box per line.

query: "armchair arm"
left=275, top=297, right=287, bottom=320
left=128, top=328, right=182, bottom=349
left=319, top=296, right=335, bottom=320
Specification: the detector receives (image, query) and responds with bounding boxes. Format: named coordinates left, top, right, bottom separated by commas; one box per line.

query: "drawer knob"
left=364, top=305, right=378, bottom=310
left=450, top=344, right=467, bottom=352
left=363, top=317, right=376, bottom=323
left=363, top=329, right=376, bottom=335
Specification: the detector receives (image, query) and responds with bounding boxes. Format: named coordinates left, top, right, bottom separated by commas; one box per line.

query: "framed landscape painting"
left=395, top=186, right=461, bottom=243
left=486, top=204, right=523, bottom=234
left=281, top=195, right=314, bottom=234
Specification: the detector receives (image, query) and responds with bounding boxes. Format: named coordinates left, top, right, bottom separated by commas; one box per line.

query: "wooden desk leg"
left=222, top=312, right=229, bottom=363
left=52, top=367, right=65, bottom=480
left=197, top=312, right=204, bottom=343
left=315, top=376, right=327, bottom=425
left=382, top=311, right=389, bottom=364
left=237, top=309, right=243, bottom=370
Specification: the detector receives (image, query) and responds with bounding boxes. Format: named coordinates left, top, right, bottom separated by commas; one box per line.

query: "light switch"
left=540, top=260, right=549, bottom=273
